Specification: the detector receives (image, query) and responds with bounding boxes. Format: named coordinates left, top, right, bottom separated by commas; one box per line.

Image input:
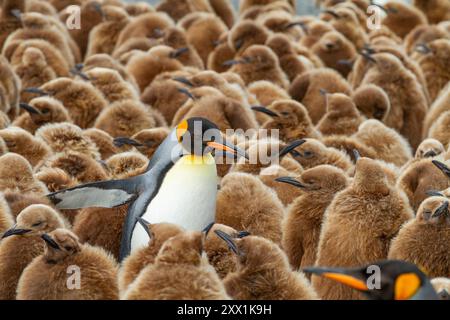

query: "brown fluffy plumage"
left=281, top=165, right=349, bottom=272
left=389, top=196, right=450, bottom=278
left=220, top=234, right=318, bottom=300
left=123, top=231, right=230, bottom=300
left=83, top=128, right=118, bottom=161
left=382, top=1, right=428, bottom=38
left=216, top=172, right=284, bottom=244
left=17, top=229, right=119, bottom=300
left=0, top=193, right=13, bottom=236
left=352, top=84, right=391, bottom=123
left=413, top=0, right=450, bottom=24
left=0, top=205, right=66, bottom=300
left=313, top=157, right=414, bottom=300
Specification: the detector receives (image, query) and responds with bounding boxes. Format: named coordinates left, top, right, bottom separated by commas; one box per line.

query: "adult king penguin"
left=47, top=117, right=247, bottom=260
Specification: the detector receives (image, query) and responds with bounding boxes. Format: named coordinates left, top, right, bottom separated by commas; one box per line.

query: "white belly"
left=131, top=154, right=218, bottom=252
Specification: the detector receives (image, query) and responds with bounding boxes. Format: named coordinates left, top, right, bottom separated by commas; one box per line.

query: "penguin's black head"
left=175, top=117, right=247, bottom=159
left=304, top=260, right=436, bottom=300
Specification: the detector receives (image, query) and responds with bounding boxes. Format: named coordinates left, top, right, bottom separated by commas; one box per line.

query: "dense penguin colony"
left=0, top=0, right=449, bottom=300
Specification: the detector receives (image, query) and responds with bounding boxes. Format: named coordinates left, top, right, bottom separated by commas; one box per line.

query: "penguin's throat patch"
left=181, top=154, right=216, bottom=165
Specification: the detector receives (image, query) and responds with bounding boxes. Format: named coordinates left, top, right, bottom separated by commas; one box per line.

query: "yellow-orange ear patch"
left=394, top=273, right=420, bottom=300
left=176, top=120, right=188, bottom=141
left=323, top=273, right=369, bottom=291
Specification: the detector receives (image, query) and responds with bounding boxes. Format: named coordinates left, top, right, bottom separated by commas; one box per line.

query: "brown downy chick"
left=423, top=84, right=450, bottom=136
left=278, top=165, right=349, bottom=272
left=431, top=277, right=450, bottom=300
left=405, top=25, right=449, bottom=56
left=125, top=1, right=154, bottom=16
left=397, top=159, right=449, bottom=212
left=172, top=87, right=257, bottom=132
left=299, top=19, right=334, bottom=48
left=354, top=119, right=412, bottom=167
left=35, top=168, right=79, bottom=195
left=228, top=45, right=289, bottom=89
left=239, top=0, right=295, bottom=15
left=360, top=53, right=428, bottom=149
left=0, top=193, right=13, bottom=236
left=258, top=165, right=303, bottom=206
left=85, top=5, right=130, bottom=57
left=0, top=0, right=25, bottom=50
left=118, top=221, right=184, bottom=294
left=0, top=205, right=66, bottom=300
left=180, top=12, right=228, bottom=65
left=0, top=127, right=51, bottom=167
left=126, top=45, right=185, bottom=93
left=60, top=1, right=104, bottom=56
left=429, top=112, right=450, bottom=150
left=83, top=128, right=118, bottom=161
left=207, top=35, right=236, bottom=73
left=247, top=80, right=290, bottom=109
left=155, top=0, right=213, bottom=22
left=123, top=231, right=230, bottom=300
left=381, top=1, right=428, bottom=38
left=312, top=30, right=357, bottom=78
left=13, top=47, right=56, bottom=103
left=17, top=229, right=119, bottom=300
left=313, top=157, right=414, bottom=300
left=285, top=139, right=354, bottom=171
left=95, top=100, right=156, bottom=138
left=204, top=223, right=248, bottom=279
left=253, top=100, right=321, bottom=142
left=0, top=56, right=20, bottom=117
left=113, top=127, right=170, bottom=159
left=415, top=39, right=450, bottom=103
left=389, top=196, right=450, bottom=278
left=266, top=34, right=312, bottom=82
left=414, top=139, right=445, bottom=160
left=218, top=233, right=318, bottom=300
left=162, top=27, right=204, bottom=69
left=40, top=78, right=107, bottom=129
left=13, top=97, right=71, bottom=134
left=105, top=151, right=148, bottom=179
left=208, top=0, right=234, bottom=28
left=317, top=93, right=364, bottom=136
left=228, top=20, right=270, bottom=56
left=289, top=68, right=352, bottom=124
left=84, top=67, right=138, bottom=103
left=0, top=112, right=10, bottom=130
left=216, top=172, right=284, bottom=245
left=352, top=84, right=391, bottom=123
left=116, top=11, right=174, bottom=47
left=35, top=123, right=100, bottom=160
left=413, top=0, right=450, bottom=24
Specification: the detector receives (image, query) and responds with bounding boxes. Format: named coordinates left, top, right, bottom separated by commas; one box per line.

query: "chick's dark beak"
left=214, top=230, right=240, bottom=255
left=275, top=177, right=309, bottom=189
left=113, top=137, right=143, bottom=148
left=20, top=103, right=41, bottom=115
left=137, top=217, right=152, bottom=239
left=432, top=201, right=449, bottom=218
left=41, top=234, right=60, bottom=250
left=251, top=106, right=279, bottom=118
left=2, top=226, right=31, bottom=239
left=432, top=160, right=450, bottom=178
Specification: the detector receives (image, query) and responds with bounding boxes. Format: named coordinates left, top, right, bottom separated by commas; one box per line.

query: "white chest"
left=131, top=154, right=218, bottom=251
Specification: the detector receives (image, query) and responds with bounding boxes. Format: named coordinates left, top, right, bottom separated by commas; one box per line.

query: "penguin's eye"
left=64, top=246, right=72, bottom=251
left=32, top=221, right=42, bottom=227
left=280, top=111, right=290, bottom=116
left=290, top=150, right=301, bottom=157
left=41, top=108, right=50, bottom=114
left=303, top=151, right=314, bottom=158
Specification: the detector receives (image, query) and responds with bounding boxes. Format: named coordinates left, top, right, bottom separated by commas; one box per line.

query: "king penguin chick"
left=35, top=123, right=100, bottom=160
left=289, top=68, right=352, bottom=124
left=258, top=165, right=303, bottom=206
left=228, top=20, right=270, bottom=56
left=12, top=47, right=56, bottom=103
left=428, top=111, right=450, bottom=150
left=247, top=80, right=290, bottom=108
left=353, top=119, right=412, bottom=167
left=227, top=45, right=289, bottom=89
left=155, top=0, right=213, bottom=22
left=162, top=27, right=204, bottom=69
left=414, top=139, right=445, bottom=160
left=114, top=127, right=170, bottom=159
left=389, top=196, right=450, bottom=278
left=413, top=0, right=450, bottom=24
left=311, top=30, right=357, bottom=78
left=0, top=128, right=51, bottom=168
left=83, top=128, right=119, bottom=161
left=94, top=100, right=156, bottom=138
left=382, top=1, right=428, bottom=39
left=305, top=259, right=438, bottom=300
left=253, top=100, right=321, bottom=142
left=313, top=157, right=414, bottom=300
left=216, top=172, right=284, bottom=244
left=352, top=84, right=391, bottom=123
left=118, top=221, right=184, bottom=294
left=278, top=165, right=349, bottom=272
left=0, top=205, right=66, bottom=300
left=12, top=97, right=71, bottom=134
left=0, top=0, right=24, bottom=49
left=431, top=277, right=450, bottom=300
left=0, top=56, right=20, bottom=117
left=17, top=229, right=119, bottom=300
left=284, top=139, right=354, bottom=172
left=123, top=231, right=230, bottom=300
left=316, top=93, right=364, bottom=136
left=105, top=152, right=148, bottom=180
left=0, top=193, right=13, bottom=236
left=423, top=84, right=450, bottom=136
left=216, top=232, right=318, bottom=300
left=40, top=78, right=108, bottom=129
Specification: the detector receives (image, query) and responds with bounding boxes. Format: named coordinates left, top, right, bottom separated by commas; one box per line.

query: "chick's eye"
left=64, top=246, right=72, bottom=251
left=41, top=108, right=50, bottom=114
left=281, top=111, right=290, bottom=116
left=32, top=222, right=42, bottom=227
left=303, top=151, right=314, bottom=158
left=290, top=150, right=301, bottom=157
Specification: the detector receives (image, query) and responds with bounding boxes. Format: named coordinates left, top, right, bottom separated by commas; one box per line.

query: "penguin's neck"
left=131, top=153, right=218, bottom=251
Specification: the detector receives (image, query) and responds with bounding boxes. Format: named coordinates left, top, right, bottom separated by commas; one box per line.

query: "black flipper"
left=47, top=176, right=143, bottom=210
